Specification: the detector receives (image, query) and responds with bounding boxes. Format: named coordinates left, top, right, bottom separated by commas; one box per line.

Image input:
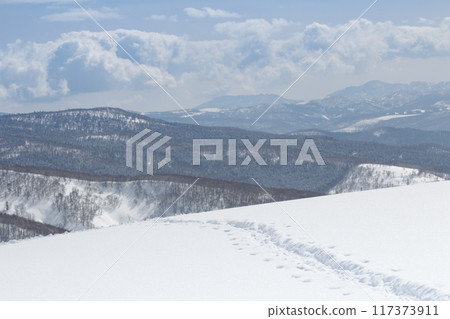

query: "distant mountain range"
left=328, top=80, right=450, bottom=100
left=1, top=108, right=449, bottom=193
left=195, top=94, right=298, bottom=110
left=146, top=81, right=450, bottom=134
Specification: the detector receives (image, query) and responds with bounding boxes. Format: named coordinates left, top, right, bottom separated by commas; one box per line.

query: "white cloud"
left=1, top=18, right=450, bottom=108
left=41, top=7, right=121, bottom=22
left=58, top=79, right=70, bottom=95
left=0, top=85, right=8, bottom=99
left=184, top=7, right=240, bottom=19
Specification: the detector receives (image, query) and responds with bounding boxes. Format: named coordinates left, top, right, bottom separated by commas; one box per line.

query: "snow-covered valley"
left=0, top=181, right=448, bottom=301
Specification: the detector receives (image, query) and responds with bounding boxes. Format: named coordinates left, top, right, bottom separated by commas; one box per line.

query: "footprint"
left=362, top=260, right=370, bottom=264
left=292, top=274, right=301, bottom=279
left=302, top=279, right=312, bottom=283
left=297, top=265, right=305, bottom=270
left=263, top=258, right=271, bottom=262
left=276, top=265, right=285, bottom=269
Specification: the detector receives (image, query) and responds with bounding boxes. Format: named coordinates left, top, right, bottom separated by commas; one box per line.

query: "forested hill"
left=0, top=108, right=449, bottom=192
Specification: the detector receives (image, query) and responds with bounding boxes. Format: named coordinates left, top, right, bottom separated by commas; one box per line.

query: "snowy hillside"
left=329, top=164, right=446, bottom=194
left=0, top=181, right=449, bottom=300
left=0, top=169, right=316, bottom=236
left=0, top=169, right=182, bottom=231
left=194, top=94, right=297, bottom=109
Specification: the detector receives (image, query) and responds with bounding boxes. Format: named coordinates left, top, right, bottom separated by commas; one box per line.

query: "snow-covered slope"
left=0, top=181, right=449, bottom=301
left=0, top=170, right=196, bottom=231
left=329, top=164, right=446, bottom=194
left=0, top=169, right=295, bottom=232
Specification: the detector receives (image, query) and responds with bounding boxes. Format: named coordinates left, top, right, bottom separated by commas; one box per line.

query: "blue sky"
left=1, top=0, right=450, bottom=113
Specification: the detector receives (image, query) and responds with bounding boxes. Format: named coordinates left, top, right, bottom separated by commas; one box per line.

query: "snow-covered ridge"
left=0, top=169, right=273, bottom=232
left=1, top=169, right=316, bottom=236
left=0, top=181, right=448, bottom=300
left=8, top=108, right=151, bottom=128
left=329, top=164, right=447, bottom=194
left=0, top=169, right=177, bottom=231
